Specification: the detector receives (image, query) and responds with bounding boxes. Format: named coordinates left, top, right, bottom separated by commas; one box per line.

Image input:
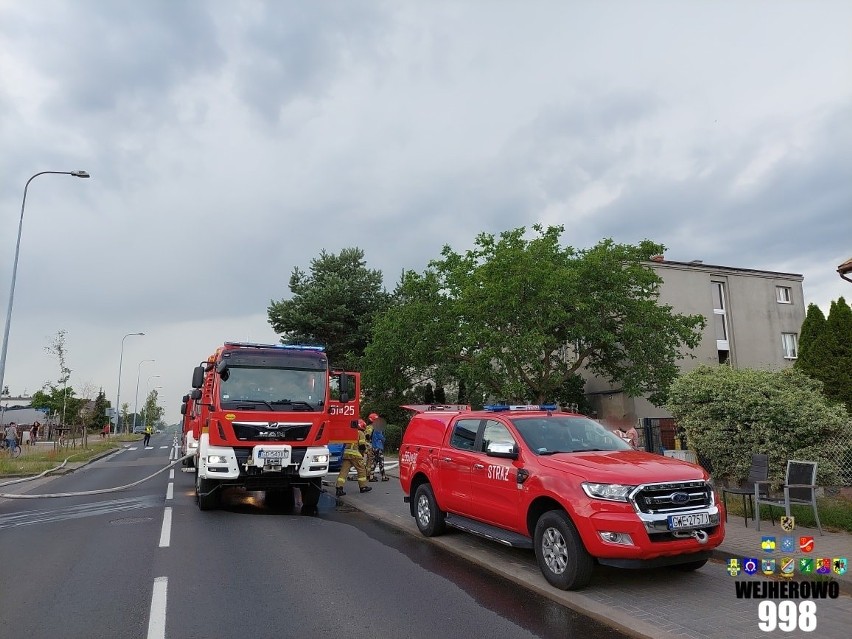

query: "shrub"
left=666, top=366, right=850, bottom=487
left=384, top=423, right=403, bottom=453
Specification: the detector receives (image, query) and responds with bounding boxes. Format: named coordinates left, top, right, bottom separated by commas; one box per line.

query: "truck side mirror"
left=180, top=404, right=187, bottom=416
left=215, top=359, right=229, bottom=381
left=190, top=389, right=202, bottom=400
left=191, top=366, right=204, bottom=389
left=486, top=441, right=519, bottom=459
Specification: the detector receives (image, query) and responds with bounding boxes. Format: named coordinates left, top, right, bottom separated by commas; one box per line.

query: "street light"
left=132, top=360, right=154, bottom=434
left=114, top=332, right=144, bottom=434
left=0, top=170, right=90, bottom=399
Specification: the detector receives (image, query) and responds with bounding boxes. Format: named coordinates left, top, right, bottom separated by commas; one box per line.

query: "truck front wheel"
left=413, top=484, right=445, bottom=537
left=534, top=511, right=594, bottom=590
left=196, top=475, right=220, bottom=511
left=301, top=479, right=322, bottom=514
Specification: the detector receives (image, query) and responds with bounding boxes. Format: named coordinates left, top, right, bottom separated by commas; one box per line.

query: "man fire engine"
left=191, top=342, right=360, bottom=512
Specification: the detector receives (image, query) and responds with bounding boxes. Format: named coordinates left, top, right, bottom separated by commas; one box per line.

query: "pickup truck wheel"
left=534, top=511, right=594, bottom=590
left=196, top=475, right=220, bottom=511
left=672, top=558, right=708, bottom=571
left=414, top=484, right=445, bottom=537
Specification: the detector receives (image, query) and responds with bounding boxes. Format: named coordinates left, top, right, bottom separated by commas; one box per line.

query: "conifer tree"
left=795, top=303, right=827, bottom=380
left=823, top=297, right=852, bottom=412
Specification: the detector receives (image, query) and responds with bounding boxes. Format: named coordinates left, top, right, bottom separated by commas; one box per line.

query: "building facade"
left=584, top=258, right=806, bottom=425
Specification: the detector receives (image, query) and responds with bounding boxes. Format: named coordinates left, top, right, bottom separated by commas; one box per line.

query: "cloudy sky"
left=1, top=0, right=850, bottom=424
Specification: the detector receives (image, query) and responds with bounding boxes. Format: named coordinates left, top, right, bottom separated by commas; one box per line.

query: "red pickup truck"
left=399, top=404, right=725, bottom=590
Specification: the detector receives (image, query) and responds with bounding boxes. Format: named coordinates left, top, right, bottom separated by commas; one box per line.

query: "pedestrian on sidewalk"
left=31, top=422, right=39, bottom=444
left=335, top=419, right=372, bottom=497
left=368, top=413, right=389, bottom=482
left=101, top=423, right=110, bottom=439
left=5, top=422, right=19, bottom=455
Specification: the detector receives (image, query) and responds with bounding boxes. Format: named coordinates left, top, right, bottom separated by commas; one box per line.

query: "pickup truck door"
left=437, top=418, right=481, bottom=515
left=469, top=419, right=522, bottom=530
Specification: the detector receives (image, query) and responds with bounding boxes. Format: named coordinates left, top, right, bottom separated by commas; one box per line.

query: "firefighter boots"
left=360, top=486, right=372, bottom=493
left=336, top=487, right=345, bottom=497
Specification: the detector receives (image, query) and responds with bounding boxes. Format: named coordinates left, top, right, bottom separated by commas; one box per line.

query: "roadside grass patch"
left=0, top=441, right=119, bottom=477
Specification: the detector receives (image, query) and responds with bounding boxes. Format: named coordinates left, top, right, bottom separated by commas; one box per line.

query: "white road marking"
left=147, top=576, right=168, bottom=639
left=166, top=483, right=173, bottom=500
left=129, top=447, right=138, bottom=450
left=145, top=446, right=154, bottom=450
left=169, top=470, right=174, bottom=480
left=159, top=445, right=168, bottom=449
left=159, top=507, right=172, bottom=547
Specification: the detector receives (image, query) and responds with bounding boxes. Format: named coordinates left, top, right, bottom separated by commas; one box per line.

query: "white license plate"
left=668, top=513, right=710, bottom=530
left=259, top=449, right=289, bottom=460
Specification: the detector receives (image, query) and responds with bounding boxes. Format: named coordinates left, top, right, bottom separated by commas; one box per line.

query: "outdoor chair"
left=754, top=460, right=823, bottom=535
left=721, top=454, right=769, bottom=526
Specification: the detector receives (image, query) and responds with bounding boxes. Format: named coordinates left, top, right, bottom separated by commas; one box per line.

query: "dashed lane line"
left=158, top=507, right=172, bottom=548
left=147, top=576, right=168, bottom=639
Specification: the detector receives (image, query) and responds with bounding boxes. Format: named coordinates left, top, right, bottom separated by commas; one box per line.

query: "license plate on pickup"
left=668, top=513, right=711, bottom=530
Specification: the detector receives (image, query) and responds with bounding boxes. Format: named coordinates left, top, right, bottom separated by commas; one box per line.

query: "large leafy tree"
left=30, top=384, right=85, bottom=425
left=667, top=365, right=848, bottom=486
left=363, top=225, right=705, bottom=406
left=87, top=388, right=110, bottom=431
left=268, top=247, right=391, bottom=369
left=143, top=389, right=164, bottom=428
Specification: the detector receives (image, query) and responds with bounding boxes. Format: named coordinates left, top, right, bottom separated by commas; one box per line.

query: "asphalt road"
left=0, top=435, right=627, bottom=639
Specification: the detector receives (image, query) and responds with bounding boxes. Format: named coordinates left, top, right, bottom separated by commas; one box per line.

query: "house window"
left=712, top=281, right=729, bottom=351
left=782, top=333, right=798, bottom=359
left=776, top=286, right=792, bottom=304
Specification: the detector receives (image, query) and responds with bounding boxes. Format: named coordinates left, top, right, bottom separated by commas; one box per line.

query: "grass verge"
left=0, top=441, right=121, bottom=477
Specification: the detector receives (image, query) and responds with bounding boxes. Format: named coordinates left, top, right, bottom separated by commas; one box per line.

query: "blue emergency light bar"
left=484, top=404, right=559, bottom=412
left=224, top=342, right=325, bottom=352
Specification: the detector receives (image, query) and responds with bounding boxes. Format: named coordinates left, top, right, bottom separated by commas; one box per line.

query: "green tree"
left=144, top=389, right=164, bottom=427
left=666, top=365, right=848, bottom=486
left=88, top=388, right=109, bottom=431
left=30, top=384, right=85, bottom=426
left=268, top=247, right=391, bottom=369
left=823, top=298, right=852, bottom=413
left=795, top=303, right=827, bottom=380
left=363, top=225, right=705, bottom=406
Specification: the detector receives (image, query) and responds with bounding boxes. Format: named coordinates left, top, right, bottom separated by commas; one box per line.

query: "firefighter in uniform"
left=335, top=420, right=372, bottom=497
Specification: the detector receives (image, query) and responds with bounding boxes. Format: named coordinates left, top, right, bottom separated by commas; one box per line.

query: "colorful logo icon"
left=779, top=556, right=795, bottom=578
left=762, top=559, right=776, bottom=575
left=761, top=537, right=776, bottom=553
left=799, top=558, right=814, bottom=574
left=780, top=516, right=795, bottom=531
left=816, top=558, right=832, bottom=575
left=743, top=557, right=759, bottom=575
left=833, top=558, right=848, bottom=576
left=727, top=559, right=741, bottom=576
left=799, top=536, right=814, bottom=553
left=780, top=536, right=795, bottom=552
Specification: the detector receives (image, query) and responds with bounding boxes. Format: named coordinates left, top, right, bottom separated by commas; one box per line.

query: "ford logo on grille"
left=671, top=491, right=690, bottom=504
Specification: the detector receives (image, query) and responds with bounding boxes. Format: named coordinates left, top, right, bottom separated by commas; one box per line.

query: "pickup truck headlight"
left=310, top=454, right=329, bottom=463
left=582, top=482, right=635, bottom=502
left=207, top=455, right=228, bottom=465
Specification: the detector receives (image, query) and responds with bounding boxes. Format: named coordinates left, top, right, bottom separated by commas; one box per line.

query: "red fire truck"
left=190, top=342, right=360, bottom=511
left=179, top=392, right=200, bottom=468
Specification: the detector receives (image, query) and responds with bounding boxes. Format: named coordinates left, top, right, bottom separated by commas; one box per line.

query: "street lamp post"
left=0, top=170, right=90, bottom=400
left=132, top=360, right=154, bottom=434
left=114, top=332, right=144, bottom=434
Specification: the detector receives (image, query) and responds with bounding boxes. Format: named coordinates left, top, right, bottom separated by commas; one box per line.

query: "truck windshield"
left=511, top=416, right=631, bottom=454
left=219, top=367, right=326, bottom=411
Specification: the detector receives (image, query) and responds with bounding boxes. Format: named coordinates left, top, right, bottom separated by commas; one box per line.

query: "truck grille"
left=632, top=481, right=711, bottom=514
left=231, top=421, right=310, bottom=442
